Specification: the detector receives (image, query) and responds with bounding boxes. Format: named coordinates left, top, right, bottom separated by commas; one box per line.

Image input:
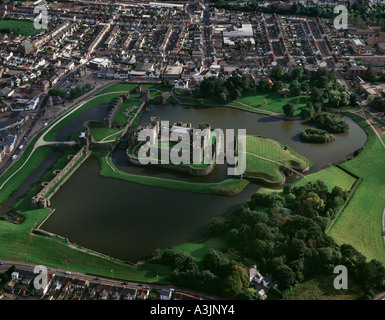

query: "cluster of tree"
left=311, top=67, right=336, bottom=89
left=282, top=103, right=295, bottom=117
left=300, top=101, right=323, bottom=119
left=326, top=82, right=355, bottom=109
left=210, top=1, right=338, bottom=20
left=48, top=88, right=66, bottom=99
left=364, top=67, right=378, bottom=84
left=69, top=83, right=92, bottom=100
left=312, top=113, right=350, bottom=134
left=206, top=180, right=385, bottom=293
left=154, top=248, right=252, bottom=299
left=300, top=128, right=335, bottom=144
left=349, top=2, right=385, bottom=30
left=200, top=75, right=251, bottom=103
left=368, top=96, right=385, bottom=114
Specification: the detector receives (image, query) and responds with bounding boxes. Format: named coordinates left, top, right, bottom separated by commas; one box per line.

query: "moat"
left=5, top=103, right=369, bottom=263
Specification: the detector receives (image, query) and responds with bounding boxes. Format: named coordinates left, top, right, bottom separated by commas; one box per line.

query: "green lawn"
left=0, top=145, right=53, bottom=206
left=295, top=165, right=357, bottom=192
left=0, top=20, right=41, bottom=36
left=327, top=113, right=385, bottom=264
left=234, top=90, right=308, bottom=116
left=244, top=135, right=309, bottom=183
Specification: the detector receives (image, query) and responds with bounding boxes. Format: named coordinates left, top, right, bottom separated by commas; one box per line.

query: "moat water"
left=2, top=103, right=369, bottom=262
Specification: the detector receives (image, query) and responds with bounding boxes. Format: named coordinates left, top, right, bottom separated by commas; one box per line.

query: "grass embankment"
left=244, top=136, right=309, bottom=183
left=0, top=130, right=51, bottom=207
left=327, top=113, right=385, bottom=264
left=0, top=19, right=41, bottom=36
left=96, top=151, right=249, bottom=196
left=96, top=83, right=160, bottom=96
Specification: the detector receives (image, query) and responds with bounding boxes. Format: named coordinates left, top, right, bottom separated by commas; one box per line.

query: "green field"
left=233, top=90, right=308, bottom=116
left=0, top=144, right=52, bottom=207
left=327, top=113, right=385, bottom=264
left=244, top=136, right=309, bottom=183
left=295, top=165, right=357, bottom=192
left=0, top=19, right=41, bottom=36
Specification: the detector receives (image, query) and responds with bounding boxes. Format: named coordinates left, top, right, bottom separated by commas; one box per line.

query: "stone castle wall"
left=31, top=146, right=91, bottom=208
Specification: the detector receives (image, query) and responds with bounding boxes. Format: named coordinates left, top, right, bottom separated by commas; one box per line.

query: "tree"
left=219, top=92, right=228, bottom=103
left=258, top=78, right=273, bottom=92
left=206, top=217, right=227, bottom=237
left=203, top=249, right=230, bottom=277
left=220, top=263, right=249, bottom=298
left=300, top=82, right=310, bottom=94
left=317, top=75, right=329, bottom=89
left=283, top=103, right=295, bottom=117
left=84, top=83, right=92, bottom=91
left=328, top=90, right=342, bottom=108
left=349, top=94, right=358, bottom=107
left=272, top=81, right=283, bottom=92
left=275, top=265, right=296, bottom=289
left=289, top=80, right=301, bottom=96
left=272, top=66, right=285, bottom=81
left=310, top=87, right=324, bottom=103
left=366, top=67, right=377, bottom=83
left=291, top=67, right=304, bottom=81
